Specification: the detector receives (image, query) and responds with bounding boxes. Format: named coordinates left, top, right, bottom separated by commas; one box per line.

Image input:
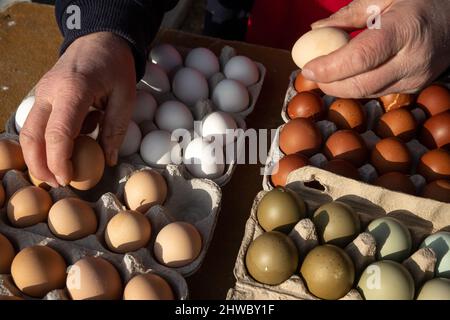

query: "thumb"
left=311, top=0, right=393, bottom=30
left=100, top=88, right=136, bottom=166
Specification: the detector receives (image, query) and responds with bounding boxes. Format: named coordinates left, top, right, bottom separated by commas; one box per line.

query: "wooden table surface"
left=0, top=2, right=297, bottom=299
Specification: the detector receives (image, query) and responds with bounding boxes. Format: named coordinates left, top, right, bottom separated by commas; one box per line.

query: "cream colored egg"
left=212, top=79, right=250, bottom=113
left=15, top=96, right=35, bottom=133
left=420, top=232, right=450, bottom=278
left=172, top=67, right=209, bottom=106
left=7, top=186, right=53, bottom=227
left=417, top=278, right=450, bottom=300
left=140, top=130, right=182, bottom=168
left=70, top=136, right=105, bottom=191
left=124, top=170, right=168, bottom=213
left=105, top=210, right=151, bottom=253
left=155, top=100, right=194, bottom=132
left=224, top=55, right=259, bottom=86
left=28, top=171, right=51, bottom=190
left=0, top=139, right=26, bottom=178
left=66, top=256, right=123, bottom=300
left=124, top=273, right=175, bottom=300
left=292, top=27, right=350, bottom=68
left=201, top=111, right=238, bottom=144
left=11, top=246, right=67, bottom=298
left=48, top=197, right=98, bottom=240
left=0, top=233, right=15, bottom=274
left=154, top=222, right=202, bottom=268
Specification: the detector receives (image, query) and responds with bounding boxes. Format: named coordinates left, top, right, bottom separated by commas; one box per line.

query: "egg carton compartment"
left=0, top=138, right=222, bottom=278
left=228, top=168, right=450, bottom=300
left=261, top=122, right=445, bottom=204
left=0, top=226, right=188, bottom=300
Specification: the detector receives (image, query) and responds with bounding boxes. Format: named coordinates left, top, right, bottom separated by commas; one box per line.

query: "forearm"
left=55, top=0, right=178, bottom=81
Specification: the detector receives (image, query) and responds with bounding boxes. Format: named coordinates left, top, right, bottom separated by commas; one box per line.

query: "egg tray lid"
left=0, top=130, right=222, bottom=299
left=228, top=167, right=450, bottom=300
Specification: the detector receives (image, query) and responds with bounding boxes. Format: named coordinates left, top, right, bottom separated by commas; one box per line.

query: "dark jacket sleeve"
left=55, top=0, right=179, bottom=81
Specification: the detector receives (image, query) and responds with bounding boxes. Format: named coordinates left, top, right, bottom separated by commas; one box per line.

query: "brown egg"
left=124, top=170, right=168, bottom=213
left=294, top=72, right=320, bottom=93
left=324, top=130, right=368, bottom=167
left=0, top=139, right=26, bottom=178
left=7, top=186, right=53, bottom=227
left=287, top=91, right=325, bottom=121
left=322, top=159, right=361, bottom=180
left=371, top=138, right=412, bottom=174
left=279, top=118, right=322, bottom=156
left=0, top=183, right=4, bottom=208
left=270, top=154, right=309, bottom=187
left=48, top=197, right=98, bottom=240
left=376, top=108, right=417, bottom=141
left=66, top=256, right=123, bottom=300
left=154, top=222, right=202, bottom=268
left=70, top=136, right=105, bottom=190
left=420, top=111, right=450, bottom=150
left=11, top=246, right=67, bottom=298
left=422, top=180, right=450, bottom=203
left=28, top=172, right=50, bottom=190
left=417, top=149, right=450, bottom=182
left=417, top=84, right=450, bottom=116
left=123, top=273, right=175, bottom=300
left=373, top=172, right=416, bottom=195
left=0, top=233, right=15, bottom=274
left=379, top=93, right=414, bottom=112
left=328, top=99, right=366, bottom=133
left=105, top=210, right=151, bottom=253
left=300, top=245, right=355, bottom=300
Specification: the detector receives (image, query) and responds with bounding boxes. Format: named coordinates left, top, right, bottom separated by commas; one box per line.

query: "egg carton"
left=262, top=120, right=445, bottom=204
left=0, top=128, right=222, bottom=298
left=227, top=166, right=450, bottom=300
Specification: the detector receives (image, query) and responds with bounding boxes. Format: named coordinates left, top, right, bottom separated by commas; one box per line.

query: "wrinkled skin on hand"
left=302, top=0, right=450, bottom=98
left=20, top=32, right=136, bottom=187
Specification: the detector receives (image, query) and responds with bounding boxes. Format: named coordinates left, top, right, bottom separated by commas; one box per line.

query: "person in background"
left=20, top=0, right=450, bottom=189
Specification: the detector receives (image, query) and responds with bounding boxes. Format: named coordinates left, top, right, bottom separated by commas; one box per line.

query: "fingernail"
left=302, top=68, right=316, bottom=81
left=55, top=175, right=68, bottom=187
left=311, top=19, right=328, bottom=29
left=109, top=149, right=119, bottom=167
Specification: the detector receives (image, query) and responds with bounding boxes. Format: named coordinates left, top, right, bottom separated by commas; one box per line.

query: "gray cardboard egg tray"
left=0, top=130, right=222, bottom=299
left=227, top=166, right=450, bottom=300
left=136, top=45, right=267, bottom=187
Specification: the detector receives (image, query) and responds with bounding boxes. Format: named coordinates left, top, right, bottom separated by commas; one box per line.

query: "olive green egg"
left=245, top=231, right=299, bottom=285
left=357, top=260, right=415, bottom=300
left=300, top=244, right=355, bottom=300
left=417, top=278, right=450, bottom=300
left=367, top=217, right=412, bottom=262
left=257, top=187, right=307, bottom=233
left=312, top=201, right=360, bottom=247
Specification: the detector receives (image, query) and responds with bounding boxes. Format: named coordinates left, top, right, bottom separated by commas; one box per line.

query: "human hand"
left=302, top=0, right=450, bottom=98
left=20, top=32, right=136, bottom=187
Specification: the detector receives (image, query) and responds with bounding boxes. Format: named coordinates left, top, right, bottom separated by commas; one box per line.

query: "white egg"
left=224, top=56, right=259, bottom=86
left=15, top=96, right=35, bottom=132
left=202, top=111, right=238, bottom=144
left=132, top=90, right=157, bottom=124
left=172, top=68, right=209, bottom=106
left=140, top=63, right=170, bottom=95
left=420, top=232, right=450, bottom=278
left=139, top=120, right=158, bottom=136
left=119, top=121, right=142, bottom=157
left=155, top=101, right=194, bottom=132
left=292, top=27, right=350, bottom=68
left=140, top=130, right=182, bottom=168
left=150, top=44, right=183, bottom=73
left=212, top=79, right=249, bottom=113
left=184, top=137, right=225, bottom=179
left=185, top=47, right=220, bottom=79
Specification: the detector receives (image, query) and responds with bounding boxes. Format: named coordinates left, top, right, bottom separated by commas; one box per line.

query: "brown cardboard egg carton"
left=0, top=130, right=222, bottom=299
left=227, top=166, right=450, bottom=300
